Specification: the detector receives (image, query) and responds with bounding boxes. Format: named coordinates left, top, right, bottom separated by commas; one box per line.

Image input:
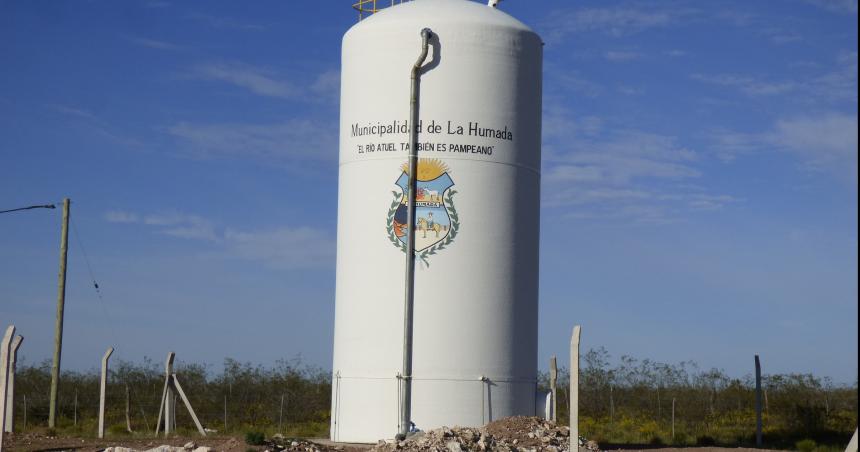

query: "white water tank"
left=332, top=0, right=542, bottom=443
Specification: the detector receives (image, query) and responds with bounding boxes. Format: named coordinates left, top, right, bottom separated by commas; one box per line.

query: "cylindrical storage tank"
left=332, top=0, right=542, bottom=443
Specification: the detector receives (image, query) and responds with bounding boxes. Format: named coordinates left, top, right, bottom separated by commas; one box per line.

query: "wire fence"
left=8, top=351, right=857, bottom=448
left=11, top=357, right=331, bottom=437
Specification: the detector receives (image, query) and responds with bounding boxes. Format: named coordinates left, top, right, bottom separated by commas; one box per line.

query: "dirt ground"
left=2, top=424, right=790, bottom=452
left=1, top=432, right=369, bottom=452
left=2, top=432, right=791, bottom=452
left=608, top=449, right=786, bottom=452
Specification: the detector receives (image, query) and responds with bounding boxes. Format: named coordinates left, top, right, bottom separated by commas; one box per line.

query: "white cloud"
left=692, top=52, right=857, bottom=103
left=225, top=227, right=334, bottom=270
left=189, top=64, right=341, bottom=105
left=549, top=130, right=699, bottom=184
left=104, top=211, right=333, bottom=269
left=542, top=104, right=602, bottom=141
left=167, top=119, right=336, bottom=165
left=193, top=62, right=299, bottom=99
left=768, top=33, right=803, bottom=44
left=543, top=6, right=686, bottom=40
left=48, top=104, right=142, bottom=147
left=129, top=37, right=181, bottom=51
left=707, top=114, right=858, bottom=183
left=683, top=194, right=739, bottom=211
left=104, top=210, right=139, bottom=223
left=801, top=0, right=858, bottom=14
left=188, top=13, right=266, bottom=31
left=604, top=51, right=644, bottom=62
left=771, top=114, right=858, bottom=182
left=617, top=85, right=644, bottom=95
left=50, top=104, right=97, bottom=120
left=545, top=68, right=604, bottom=98
left=140, top=213, right=218, bottom=241
left=691, top=73, right=798, bottom=96
left=311, top=70, right=340, bottom=102
left=812, top=51, right=858, bottom=103
left=706, top=128, right=763, bottom=162
left=541, top=107, right=736, bottom=222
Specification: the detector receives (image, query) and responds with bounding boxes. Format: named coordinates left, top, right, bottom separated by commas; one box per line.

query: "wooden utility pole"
left=755, top=355, right=763, bottom=447
left=48, top=198, right=70, bottom=429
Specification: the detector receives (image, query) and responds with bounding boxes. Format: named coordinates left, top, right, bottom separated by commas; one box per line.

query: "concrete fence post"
left=845, top=428, right=858, bottom=452
left=549, top=355, right=558, bottom=423
left=570, top=325, right=581, bottom=451
left=98, top=347, right=114, bottom=439
left=0, top=325, right=17, bottom=452
left=155, top=352, right=175, bottom=436
left=4, top=336, right=23, bottom=433
left=671, top=398, right=676, bottom=441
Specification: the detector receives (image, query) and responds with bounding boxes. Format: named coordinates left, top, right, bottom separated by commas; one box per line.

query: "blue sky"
left=1, top=0, right=856, bottom=382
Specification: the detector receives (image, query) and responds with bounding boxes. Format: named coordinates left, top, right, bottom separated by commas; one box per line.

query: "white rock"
left=446, top=441, right=464, bottom=452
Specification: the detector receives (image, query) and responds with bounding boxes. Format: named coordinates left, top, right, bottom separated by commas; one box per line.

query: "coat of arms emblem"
left=386, top=158, right=459, bottom=266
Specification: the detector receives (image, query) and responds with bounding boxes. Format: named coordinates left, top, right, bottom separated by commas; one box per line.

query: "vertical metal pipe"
left=399, top=27, right=433, bottom=440
left=49, top=197, right=70, bottom=428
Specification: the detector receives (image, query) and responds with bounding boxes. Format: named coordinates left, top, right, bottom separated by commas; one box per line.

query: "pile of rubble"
left=268, top=434, right=344, bottom=451
left=104, top=441, right=215, bottom=452
left=103, top=436, right=342, bottom=452
left=370, top=417, right=599, bottom=452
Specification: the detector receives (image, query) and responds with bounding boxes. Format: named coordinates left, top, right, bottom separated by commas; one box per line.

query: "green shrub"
left=696, top=435, right=716, bottom=446
left=107, top=423, right=131, bottom=435
left=649, top=436, right=665, bottom=446
left=796, top=439, right=817, bottom=452
left=244, top=431, right=266, bottom=446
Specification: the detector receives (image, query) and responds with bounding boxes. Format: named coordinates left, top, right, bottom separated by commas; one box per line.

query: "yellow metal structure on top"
left=352, top=0, right=411, bottom=20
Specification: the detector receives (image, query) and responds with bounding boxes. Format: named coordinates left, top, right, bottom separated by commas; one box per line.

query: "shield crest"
left=386, top=159, right=459, bottom=265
